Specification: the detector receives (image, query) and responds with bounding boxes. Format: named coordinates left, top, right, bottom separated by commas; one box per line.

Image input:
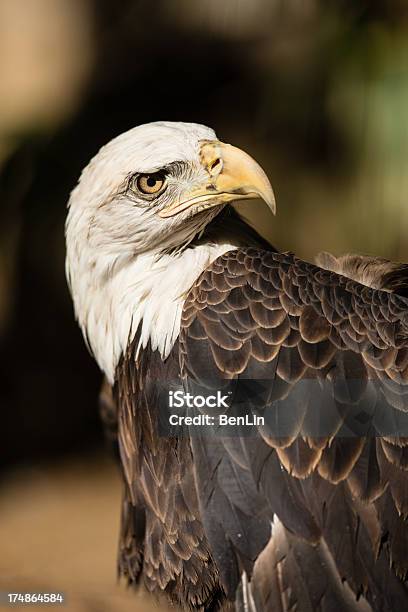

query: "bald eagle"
left=66, top=122, right=408, bottom=611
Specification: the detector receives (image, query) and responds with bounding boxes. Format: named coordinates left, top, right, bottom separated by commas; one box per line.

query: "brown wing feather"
left=114, top=333, right=226, bottom=610
left=180, top=247, right=408, bottom=611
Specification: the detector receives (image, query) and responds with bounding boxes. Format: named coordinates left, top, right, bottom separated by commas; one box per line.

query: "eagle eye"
left=131, top=172, right=167, bottom=196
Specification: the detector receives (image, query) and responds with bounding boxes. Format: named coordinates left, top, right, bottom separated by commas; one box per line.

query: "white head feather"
left=65, top=122, right=238, bottom=383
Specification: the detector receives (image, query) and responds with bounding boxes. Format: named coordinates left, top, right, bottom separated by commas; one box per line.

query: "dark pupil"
left=147, top=176, right=157, bottom=187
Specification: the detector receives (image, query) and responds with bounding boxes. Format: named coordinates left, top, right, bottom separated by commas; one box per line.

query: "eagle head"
left=65, top=121, right=275, bottom=381
left=66, top=121, right=274, bottom=256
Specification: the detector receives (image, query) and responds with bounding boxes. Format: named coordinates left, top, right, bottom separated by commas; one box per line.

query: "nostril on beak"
left=208, top=157, right=222, bottom=175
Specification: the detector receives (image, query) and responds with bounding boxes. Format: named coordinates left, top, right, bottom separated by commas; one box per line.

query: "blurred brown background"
left=1, top=1, right=408, bottom=610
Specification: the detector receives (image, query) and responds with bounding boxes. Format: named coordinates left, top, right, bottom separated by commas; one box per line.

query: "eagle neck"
left=73, top=241, right=238, bottom=385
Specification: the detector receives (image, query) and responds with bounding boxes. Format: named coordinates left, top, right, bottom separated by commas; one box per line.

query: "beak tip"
left=264, top=187, right=276, bottom=216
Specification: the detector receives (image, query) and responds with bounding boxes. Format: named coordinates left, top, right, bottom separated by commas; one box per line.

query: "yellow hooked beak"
left=158, top=140, right=276, bottom=218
